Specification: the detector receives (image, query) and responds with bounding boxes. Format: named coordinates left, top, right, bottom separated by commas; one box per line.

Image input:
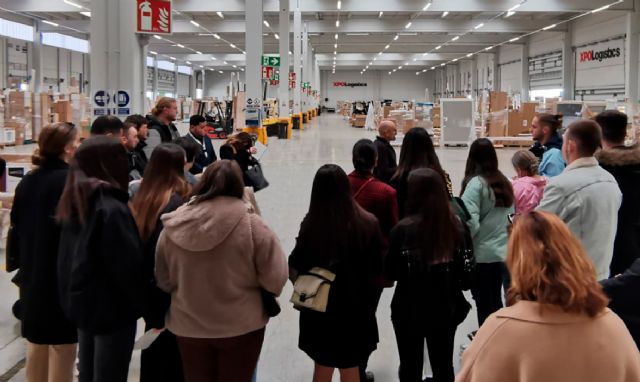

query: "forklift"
left=198, top=100, right=233, bottom=140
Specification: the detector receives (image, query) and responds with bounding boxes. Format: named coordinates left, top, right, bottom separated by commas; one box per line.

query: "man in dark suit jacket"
left=186, top=115, right=217, bottom=174
left=373, top=120, right=398, bottom=184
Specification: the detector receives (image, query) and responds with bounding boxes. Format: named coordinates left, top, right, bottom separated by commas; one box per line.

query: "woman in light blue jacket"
left=461, top=138, right=515, bottom=327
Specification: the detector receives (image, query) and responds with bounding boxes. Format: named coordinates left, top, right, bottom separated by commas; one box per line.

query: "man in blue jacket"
left=185, top=115, right=217, bottom=174
left=529, top=114, right=565, bottom=177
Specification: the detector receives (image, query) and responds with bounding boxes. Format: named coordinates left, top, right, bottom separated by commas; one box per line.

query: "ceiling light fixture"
left=275, top=33, right=280, bottom=39
left=543, top=24, right=557, bottom=30
left=509, top=37, right=520, bottom=42
left=217, top=11, right=224, bottom=19
left=177, top=44, right=185, bottom=48
left=232, top=65, right=237, bottom=68
left=219, top=70, right=224, bottom=74
left=80, top=11, right=91, bottom=17
left=153, top=35, right=162, bottom=40
left=336, top=20, right=340, bottom=27
left=211, top=56, right=217, bottom=60
left=592, top=4, right=611, bottom=13
left=149, top=51, right=158, bottom=55
left=213, top=34, right=221, bottom=39
left=422, top=52, right=428, bottom=56
left=230, top=43, right=236, bottom=48
left=441, top=63, right=445, bottom=66
left=385, top=44, right=390, bottom=50
left=379, top=11, right=384, bottom=18
left=334, top=43, right=338, bottom=48
left=190, top=20, right=200, bottom=27
left=452, top=58, right=458, bottom=62
left=63, top=0, right=83, bottom=9
left=435, top=45, right=442, bottom=50
left=186, top=61, right=192, bottom=64
left=399, top=66, right=403, bottom=69
left=334, top=51, right=337, bottom=54
left=405, top=22, right=412, bottom=29
left=223, top=61, right=228, bottom=64
left=423, top=3, right=432, bottom=11
left=335, top=34, right=339, bottom=39
left=263, top=20, right=270, bottom=27
left=169, top=56, right=176, bottom=60
left=394, top=35, right=399, bottom=41
left=196, top=51, right=202, bottom=54
left=467, top=53, right=473, bottom=57
left=337, top=1, right=342, bottom=10
left=475, top=23, right=484, bottom=30
left=505, top=11, right=516, bottom=18
left=431, top=66, right=436, bottom=69
left=43, top=20, right=59, bottom=27
left=485, top=46, right=493, bottom=51
left=452, top=36, right=460, bottom=41
left=442, top=11, right=449, bottom=18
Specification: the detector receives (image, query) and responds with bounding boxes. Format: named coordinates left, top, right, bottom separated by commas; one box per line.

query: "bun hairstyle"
left=511, top=150, right=539, bottom=177
left=32, top=122, right=78, bottom=166
left=151, top=97, right=176, bottom=116
left=536, top=113, right=563, bottom=134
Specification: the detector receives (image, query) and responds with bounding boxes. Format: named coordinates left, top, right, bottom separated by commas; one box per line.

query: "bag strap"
left=354, top=177, right=375, bottom=200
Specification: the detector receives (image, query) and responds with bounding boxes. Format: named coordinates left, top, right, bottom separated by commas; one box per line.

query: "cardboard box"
left=489, top=91, right=508, bottom=113
left=55, top=100, right=73, bottom=123
left=352, top=115, right=366, bottom=127
left=383, top=106, right=393, bottom=118
left=431, top=106, right=441, bottom=128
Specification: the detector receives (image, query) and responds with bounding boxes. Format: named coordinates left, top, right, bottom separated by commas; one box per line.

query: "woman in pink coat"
left=511, top=150, right=547, bottom=213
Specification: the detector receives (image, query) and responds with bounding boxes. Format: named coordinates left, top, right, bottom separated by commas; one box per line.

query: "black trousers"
left=78, top=323, right=136, bottom=382
left=392, top=317, right=456, bottom=382
left=359, top=287, right=384, bottom=380
left=471, top=262, right=509, bottom=327
left=140, top=329, right=184, bottom=382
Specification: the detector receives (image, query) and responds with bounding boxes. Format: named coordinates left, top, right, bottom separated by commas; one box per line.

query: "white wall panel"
left=499, top=45, right=522, bottom=64
left=572, top=13, right=626, bottom=47
left=575, top=38, right=625, bottom=91
left=319, top=70, right=434, bottom=108
left=177, top=73, right=190, bottom=97
left=42, top=45, right=58, bottom=88
left=529, top=32, right=563, bottom=56
left=500, top=62, right=521, bottom=94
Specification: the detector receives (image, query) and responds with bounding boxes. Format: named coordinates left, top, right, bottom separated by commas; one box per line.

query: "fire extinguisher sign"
left=137, top=0, right=172, bottom=35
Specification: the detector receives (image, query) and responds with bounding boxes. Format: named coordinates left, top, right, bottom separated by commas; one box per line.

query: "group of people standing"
left=6, top=102, right=640, bottom=382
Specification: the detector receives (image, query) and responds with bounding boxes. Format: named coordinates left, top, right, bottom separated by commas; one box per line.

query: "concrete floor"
left=0, top=113, right=520, bottom=381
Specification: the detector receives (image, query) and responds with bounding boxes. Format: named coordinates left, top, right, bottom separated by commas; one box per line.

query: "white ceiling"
left=0, top=0, right=632, bottom=72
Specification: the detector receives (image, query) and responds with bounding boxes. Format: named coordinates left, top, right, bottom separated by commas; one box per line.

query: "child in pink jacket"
left=511, top=150, right=548, bottom=213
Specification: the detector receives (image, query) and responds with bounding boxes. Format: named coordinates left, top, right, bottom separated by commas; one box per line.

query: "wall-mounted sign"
left=289, top=80, right=296, bottom=90
left=261, top=55, right=280, bottom=67
left=575, top=39, right=624, bottom=90
left=137, top=0, right=172, bottom=35
left=333, top=82, right=367, bottom=87
left=289, top=72, right=296, bottom=81
left=246, top=98, right=262, bottom=127
left=92, top=89, right=131, bottom=117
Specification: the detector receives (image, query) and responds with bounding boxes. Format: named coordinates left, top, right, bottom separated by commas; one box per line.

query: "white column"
left=152, top=58, right=158, bottom=99
left=278, top=0, right=290, bottom=117
left=562, top=24, right=575, bottom=101
left=32, top=21, right=44, bottom=93
left=245, top=0, right=264, bottom=120
left=200, top=69, right=206, bottom=97
left=302, top=24, right=309, bottom=111
left=626, top=0, right=640, bottom=116
left=314, top=54, right=320, bottom=107
left=174, top=64, right=179, bottom=97
left=293, top=4, right=302, bottom=114
left=471, top=57, right=478, bottom=99
left=90, top=0, right=146, bottom=117
left=521, top=42, right=530, bottom=101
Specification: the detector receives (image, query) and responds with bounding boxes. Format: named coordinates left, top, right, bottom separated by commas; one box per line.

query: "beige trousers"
left=26, top=342, right=77, bottom=382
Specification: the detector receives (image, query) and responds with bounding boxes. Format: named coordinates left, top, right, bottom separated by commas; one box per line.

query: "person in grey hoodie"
left=155, top=160, right=288, bottom=382
left=537, top=120, right=621, bottom=280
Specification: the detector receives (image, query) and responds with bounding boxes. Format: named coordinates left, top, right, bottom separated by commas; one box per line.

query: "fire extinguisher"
left=139, top=1, right=152, bottom=31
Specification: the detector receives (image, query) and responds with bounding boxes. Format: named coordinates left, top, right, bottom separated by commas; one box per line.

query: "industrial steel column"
left=245, top=0, right=263, bottom=119
left=626, top=0, right=640, bottom=116
left=90, top=0, right=147, bottom=116
left=521, top=42, right=530, bottom=102
left=293, top=4, right=302, bottom=114
left=471, top=57, right=478, bottom=99
left=302, top=24, right=309, bottom=112
left=278, top=0, right=290, bottom=117
left=32, top=20, right=43, bottom=93
left=153, top=58, right=158, bottom=99
left=562, top=24, right=575, bottom=100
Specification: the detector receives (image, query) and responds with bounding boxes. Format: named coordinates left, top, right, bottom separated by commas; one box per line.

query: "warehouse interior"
left=0, top=0, right=639, bottom=381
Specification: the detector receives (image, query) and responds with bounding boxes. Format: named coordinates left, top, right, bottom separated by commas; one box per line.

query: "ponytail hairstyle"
left=151, top=97, right=177, bottom=117
left=32, top=122, right=78, bottom=166
left=536, top=113, right=563, bottom=134
left=511, top=150, right=539, bottom=177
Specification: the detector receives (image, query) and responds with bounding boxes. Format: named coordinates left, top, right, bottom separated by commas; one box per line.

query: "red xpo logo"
left=137, top=0, right=172, bottom=35
left=579, top=47, right=621, bottom=63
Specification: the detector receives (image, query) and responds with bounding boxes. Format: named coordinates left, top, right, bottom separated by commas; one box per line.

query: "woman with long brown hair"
left=57, top=136, right=145, bottom=382
left=10, top=122, right=80, bottom=382
left=387, top=168, right=472, bottom=382
left=220, top=132, right=260, bottom=189
left=130, top=143, right=190, bottom=382
left=456, top=211, right=640, bottom=382
left=461, top=138, right=514, bottom=328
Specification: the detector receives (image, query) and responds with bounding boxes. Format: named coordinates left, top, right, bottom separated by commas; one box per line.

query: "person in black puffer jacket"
left=57, top=136, right=145, bottom=382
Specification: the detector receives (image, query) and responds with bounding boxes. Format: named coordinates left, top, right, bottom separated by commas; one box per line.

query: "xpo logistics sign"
left=137, top=0, right=172, bottom=35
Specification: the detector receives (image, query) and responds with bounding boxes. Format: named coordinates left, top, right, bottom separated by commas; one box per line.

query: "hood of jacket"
left=514, top=176, right=547, bottom=188
left=544, top=133, right=563, bottom=150
left=596, top=144, right=640, bottom=167
left=160, top=196, right=247, bottom=252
